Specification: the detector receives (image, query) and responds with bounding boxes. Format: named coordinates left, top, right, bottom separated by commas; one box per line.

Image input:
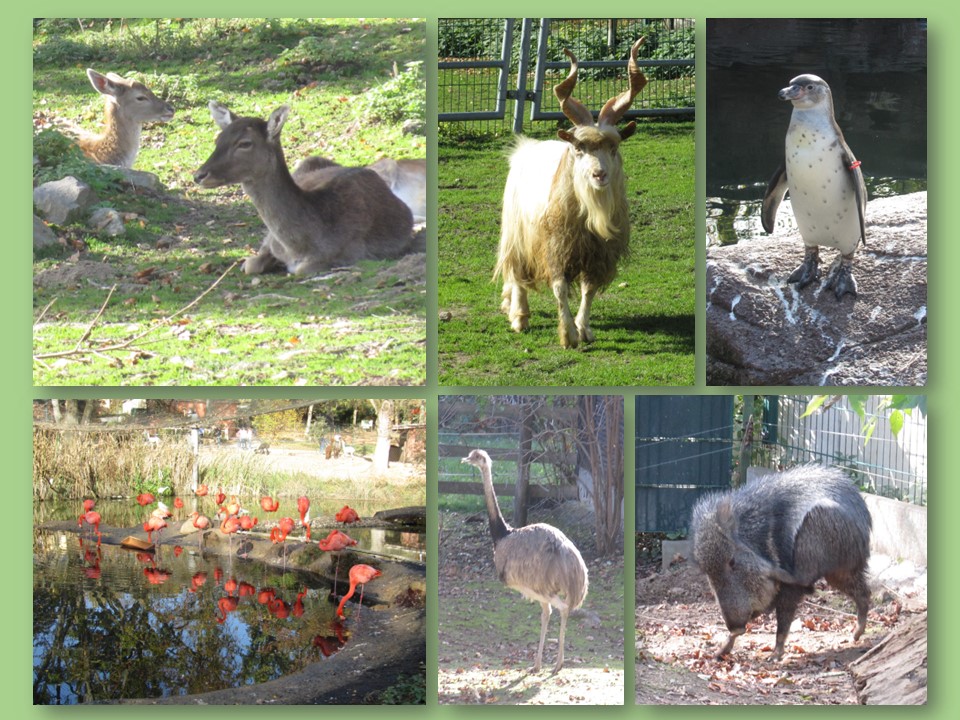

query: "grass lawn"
left=32, top=18, right=426, bottom=386
left=437, top=121, right=695, bottom=387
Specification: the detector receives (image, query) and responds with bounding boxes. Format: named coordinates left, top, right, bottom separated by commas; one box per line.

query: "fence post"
left=512, top=18, right=534, bottom=134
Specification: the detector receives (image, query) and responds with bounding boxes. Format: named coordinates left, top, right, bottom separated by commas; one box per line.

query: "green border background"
left=12, top=4, right=951, bottom=714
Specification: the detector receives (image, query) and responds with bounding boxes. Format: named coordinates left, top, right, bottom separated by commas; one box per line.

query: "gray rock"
left=33, top=215, right=59, bottom=251
left=707, top=191, right=927, bottom=386
left=401, top=118, right=425, bottom=136
left=112, top=166, right=164, bottom=191
left=33, top=176, right=97, bottom=225
left=88, top=207, right=125, bottom=236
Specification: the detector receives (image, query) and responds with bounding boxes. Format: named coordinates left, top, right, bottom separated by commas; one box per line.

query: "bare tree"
left=578, top=396, right=624, bottom=555
left=371, top=399, right=394, bottom=471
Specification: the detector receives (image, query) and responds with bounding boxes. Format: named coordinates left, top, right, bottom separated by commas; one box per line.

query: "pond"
left=33, top=500, right=427, bottom=705
left=705, top=19, right=927, bottom=246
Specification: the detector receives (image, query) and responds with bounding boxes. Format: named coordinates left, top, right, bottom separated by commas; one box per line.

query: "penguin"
left=761, top=74, right=867, bottom=299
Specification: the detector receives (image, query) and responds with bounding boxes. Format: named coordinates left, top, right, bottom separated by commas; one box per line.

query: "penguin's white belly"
left=785, top=119, right=860, bottom=255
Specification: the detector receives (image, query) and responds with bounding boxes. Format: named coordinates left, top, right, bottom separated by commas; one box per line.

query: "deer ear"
left=208, top=101, right=236, bottom=130
left=267, top=105, right=290, bottom=141
left=87, top=69, right=118, bottom=100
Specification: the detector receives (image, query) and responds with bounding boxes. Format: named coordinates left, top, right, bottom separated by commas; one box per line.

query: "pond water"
left=33, top=499, right=426, bottom=705
left=705, top=19, right=927, bottom=246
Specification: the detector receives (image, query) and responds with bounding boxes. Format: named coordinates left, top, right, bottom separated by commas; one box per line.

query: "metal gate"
left=635, top=395, right=733, bottom=533
left=439, top=18, right=695, bottom=134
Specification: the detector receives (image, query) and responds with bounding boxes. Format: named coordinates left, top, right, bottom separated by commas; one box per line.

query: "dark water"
left=33, top=499, right=425, bottom=704
left=706, top=19, right=927, bottom=245
left=33, top=529, right=359, bottom=704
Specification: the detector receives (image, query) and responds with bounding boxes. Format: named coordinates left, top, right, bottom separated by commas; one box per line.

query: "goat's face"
left=558, top=126, right=624, bottom=192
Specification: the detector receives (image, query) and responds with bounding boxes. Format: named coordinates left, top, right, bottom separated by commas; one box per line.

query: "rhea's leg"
left=553, top=608, right=569, bottom=673
left=574, top=282, right=597, bottom=344
left=552, top=278, right=579, bottom=348
left=534, top=601, right=551, bottom=673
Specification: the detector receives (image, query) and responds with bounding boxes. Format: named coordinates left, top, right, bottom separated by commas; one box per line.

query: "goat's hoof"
left=510, top=317, right=529, bottom=333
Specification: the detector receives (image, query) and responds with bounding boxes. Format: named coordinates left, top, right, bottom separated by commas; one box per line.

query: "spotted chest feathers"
left=784, top=109, right=861, bottom=255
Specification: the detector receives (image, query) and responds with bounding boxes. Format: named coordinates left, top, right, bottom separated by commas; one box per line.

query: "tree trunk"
left=372, top=400, right=393, bottom=472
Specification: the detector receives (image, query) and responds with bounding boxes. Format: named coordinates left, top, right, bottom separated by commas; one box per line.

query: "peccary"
left=690, top=464, right=872, bottom=659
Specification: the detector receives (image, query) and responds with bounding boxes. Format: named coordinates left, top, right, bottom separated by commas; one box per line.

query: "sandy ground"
left=635, top=552, right=927, bottom=705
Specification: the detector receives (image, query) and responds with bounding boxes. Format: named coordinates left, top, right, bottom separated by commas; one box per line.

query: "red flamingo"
left=190, top=511, right=211, bottom=552
left=136, top=492, right=155, bottom=506
left=297, top=496, right=311, bottom=541
left=215, top=488, right=226, bottom=506
left=258, top=588, right=277, bottom=605
left=318, top=530, right=357, bottom=593
left=189, top=572, right=207, bottom=593
left=195, top=484, right=209, bottom=498
left=216, top=596, right=239, bottom=624
left=225, top=496, right=241, bottom=518
left=269, top=597, right=291, bottom=619
left=80, top=509, right=102, bottom=546
left=239, top=515, right=258, bottom=531
left=144, top=515, right=167, bottom=544
left=336, top=564, right=382, bottom=618
left=173, top=497, right=184, bottom=511
left=335, top=505, right=360, bottom=524
left=77, top=498, right=96, bottom=526
left=271, top=516, right=296, bottom=570
left=220, top=515, right=241, bottom=556
left=293, top=588, right=307, bottom=618
left=260, top=496, right=279, bottom=513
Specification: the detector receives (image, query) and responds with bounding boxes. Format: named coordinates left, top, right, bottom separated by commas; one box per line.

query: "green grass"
left=33, top=18, right=425, bottom=386
left=437, top=122, right=695, bottom=386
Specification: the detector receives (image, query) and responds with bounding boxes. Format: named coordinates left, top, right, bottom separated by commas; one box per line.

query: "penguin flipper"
left=841, top=149, right=868, bottom=247
left=761, top=162, right=788, bottom=234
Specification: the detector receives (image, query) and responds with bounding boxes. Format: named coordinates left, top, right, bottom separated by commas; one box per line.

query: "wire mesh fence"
left=439, top=17, right=695, bottom=136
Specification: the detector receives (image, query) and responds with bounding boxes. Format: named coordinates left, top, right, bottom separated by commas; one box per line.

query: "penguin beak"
left=778, top=83, right=803, bottom=102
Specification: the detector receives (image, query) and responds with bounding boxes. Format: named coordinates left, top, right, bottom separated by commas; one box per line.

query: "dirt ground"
left=635, top=554, right=925, bottom=705
left=438, top=507, right=625, bottom=705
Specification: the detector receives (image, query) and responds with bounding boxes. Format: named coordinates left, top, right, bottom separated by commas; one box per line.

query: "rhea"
left=461, top=448, right=589, bottom=673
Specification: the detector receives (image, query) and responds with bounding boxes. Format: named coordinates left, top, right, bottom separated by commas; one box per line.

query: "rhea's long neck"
left=480, top=462, right=511, bottom=544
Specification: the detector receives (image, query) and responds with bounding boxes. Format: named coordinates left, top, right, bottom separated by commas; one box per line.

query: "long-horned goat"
left=71, top=69, right=175, bottom=168
left=194, top=103, right=418, bottom=276
left=495, top=39, right=647, bottom=348
left=461, top=449, right=588, bottom=673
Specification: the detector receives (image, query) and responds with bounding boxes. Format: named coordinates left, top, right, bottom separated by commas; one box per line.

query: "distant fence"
left=636, top=395, right=928, bottom=534
left=439, top=17, right=695, bottom=135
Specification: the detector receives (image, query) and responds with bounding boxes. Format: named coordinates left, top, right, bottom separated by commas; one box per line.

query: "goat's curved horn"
left=554, top=48, right=595, bottom=127
left=598, top=37, right=648, bottom=127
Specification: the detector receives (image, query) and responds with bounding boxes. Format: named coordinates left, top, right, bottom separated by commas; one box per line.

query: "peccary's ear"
left=267, top=105, right=290, bottom=142
left=715, top=498, right=738, bottom=535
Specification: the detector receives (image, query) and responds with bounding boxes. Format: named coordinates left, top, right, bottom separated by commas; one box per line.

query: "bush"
left=361, top=61, right=424, bottom=124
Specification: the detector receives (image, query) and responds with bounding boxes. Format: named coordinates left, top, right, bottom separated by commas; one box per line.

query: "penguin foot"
left=825, top=262, right=858, bottom=300
left=787, top=250, right=820, bottom=289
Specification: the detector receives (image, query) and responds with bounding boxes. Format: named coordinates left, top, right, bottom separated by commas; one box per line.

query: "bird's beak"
left=460, top=456, right=469, bottom=464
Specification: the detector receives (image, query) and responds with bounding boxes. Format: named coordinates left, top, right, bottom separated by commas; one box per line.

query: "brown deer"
left=194, top=102, right=418, bottom=276
left=71, top=69, right=175, bottom=168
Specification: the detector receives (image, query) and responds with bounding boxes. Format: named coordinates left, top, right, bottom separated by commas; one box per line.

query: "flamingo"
left=216, top=596, right=239, bottom=624
left=293, top=588, right=307, bottom=618
left=239, top=515, right=258, bottom=531
left=297, top=496, right=311, bottom=541
left=190, top=511, right=211, bottom=551
left=225, top=496, right=241, bottom=518
left=136, top=492, right=155, bottom=506
left=271, top=516, right=296, bottom=570
left=144, top=515, right=167, bottom=545
left=80, top=509, right=102, bottom=546
left=77, top=498, right=96, bottom=526
left=260, top=496, right=279, bottom=513
left=221, top=516, right=241, bottom=554
left=318, top=530, right=357, bottom=593
left=215, top=488, right=226, bottom=506
left=195, top=484, right=209, bottom=498
left=173, top=497, right=184, bottom=511
left=335, top=505, right=360, bottom=524
left=336, top=564, right=382, bottom=618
